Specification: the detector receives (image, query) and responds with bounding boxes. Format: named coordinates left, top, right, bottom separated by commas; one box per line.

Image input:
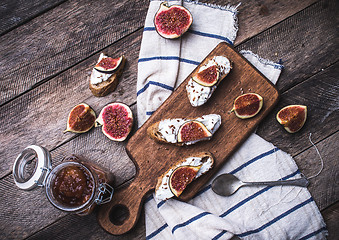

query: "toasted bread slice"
left=147, top=114, right=221, bottom=146
left=155, top=152, right=214, bottom=200
left=89, top=56, right=126, bottom=97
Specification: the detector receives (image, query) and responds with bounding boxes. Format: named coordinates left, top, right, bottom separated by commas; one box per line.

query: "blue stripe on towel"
left=237, top=197, right=314, bottom=238
left=143, top=27, right=233, bottom=44
left=298, top=227, right=327, bottom=240
left=138, top=56, right=200, bottom=65
left=187, top=29, right=233, bottom=45
left=146, top=111, right=155, bottom=116
left=149, top=169, right=300, bottom=239
left=172, top=212, right=211, bottom=233
left=193, top=147, right=280, bottom=198
left=146, top=223, right=168, bottom=240
left=212, top=230, right=228, bottom=240
left=137, top=81, right=174, bottom=96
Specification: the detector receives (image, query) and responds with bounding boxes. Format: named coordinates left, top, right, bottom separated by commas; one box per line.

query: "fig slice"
left=192, top=64, right=220, bottom=87
left=276, top=105, right=307, bottom=133
left=154, top=2, right=193, bottom=39
left=64, top=103, right=96, bottom=133
left=95, top=102, right=133, bottom=141
left=177, top=120, right=212, bottom=143
left=94, top=55, right=123, bottom=74
left=232, top=93, right=264, bottom=119
left=169, top=165, right=202, bottom=197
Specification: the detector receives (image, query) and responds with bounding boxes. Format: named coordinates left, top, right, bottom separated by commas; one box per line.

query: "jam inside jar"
left=45, top=156, right=114, bottom=215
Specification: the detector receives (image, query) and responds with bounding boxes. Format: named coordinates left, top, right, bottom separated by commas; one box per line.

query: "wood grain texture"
left=0, top=0, right=148, bottom=105
left=322, top=201, right=339, bottom=240
left=0, top=32, right=142, bottom=179
left=237, top=0, right=338, bottom=92
left=0, top=0, right=66, bottom=36
left=257, top=62, right=339, bottom=155
left=97, top=42, right=279, bottom=235
left=0, top=0, right=316, bottom=105
left=294, top=132, right=339, bottom=211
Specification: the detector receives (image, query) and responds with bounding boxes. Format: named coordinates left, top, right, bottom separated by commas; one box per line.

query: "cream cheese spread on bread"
left=155, top=155, right=214, bottom=201
left=90, top=53, right=113, bottom=85
left=157, top=114, right=221, bottom=145
left=186, top=56, right=231, bottom=107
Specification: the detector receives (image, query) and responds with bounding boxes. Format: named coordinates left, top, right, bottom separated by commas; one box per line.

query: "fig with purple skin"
left=177, top=120, right=212, bottom=143
left=192, top=64, right=219, bottom=87
left=94, top=56, right=123, bottom=74
left=169, top=165, right=201, bottom=197
left=276, top=105, right=307, bottom=133
left=64, top=103, right=96, bottom=133
left=154, top=2, right=193, bottom=39
left=95, top=103, right=133, bottom=141
left=231, top=93, right=264, bottom=119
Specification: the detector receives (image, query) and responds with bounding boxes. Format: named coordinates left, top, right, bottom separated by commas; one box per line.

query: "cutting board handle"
left=97, top=177, right=149, bottom=235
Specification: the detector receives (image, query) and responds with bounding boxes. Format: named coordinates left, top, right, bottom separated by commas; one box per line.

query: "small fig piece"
left=94, top=56, right=123, bottom=74
left=154, top=2, right=193, bottom=39
left=169, top=165, right=201, bottom=197
left=95, top=103, right=133, bottom=141
left=232, top=93, right=263, bottom=119
left=192, top=64, right=219, bottom=87
left=64, top=103, right=96, bottom=133
left=177, top=120, right=212, bottom=143
left=276, top=105, right=307, bottom=133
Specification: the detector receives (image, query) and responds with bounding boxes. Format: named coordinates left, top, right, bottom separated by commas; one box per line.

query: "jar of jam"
left=13, top=145, right=114, bottom=215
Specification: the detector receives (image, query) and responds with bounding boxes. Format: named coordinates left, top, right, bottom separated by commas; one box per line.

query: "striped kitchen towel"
left=137, top=1, right=328, bottom=239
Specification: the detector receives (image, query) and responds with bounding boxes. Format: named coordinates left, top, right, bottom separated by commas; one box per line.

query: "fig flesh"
left=169, top=165, right=201, bottom=197
left=64, top=103, right=96, bottom=133
left=94, top=55, right=123, bottom=74
left=154, top=2, right=193, bottom=39
left=192, top=64, right=219, bottom=87
left=276, top=105, right=307, bottom=133
left=95, top=103, right=133, bottom=141
left=232, top=93, right=263, bottom=119
left=177, top=120, right=212, bottom=143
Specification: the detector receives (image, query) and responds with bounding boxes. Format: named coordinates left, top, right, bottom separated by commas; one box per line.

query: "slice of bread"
left=155, top=152, right=214, bottom=200
left=147, top=121, right=171, bottom=144
left=89, top=56, right=126, bottom=97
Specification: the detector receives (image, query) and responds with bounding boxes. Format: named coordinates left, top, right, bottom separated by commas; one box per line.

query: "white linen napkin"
left=137, top=1, right=328, bottom=239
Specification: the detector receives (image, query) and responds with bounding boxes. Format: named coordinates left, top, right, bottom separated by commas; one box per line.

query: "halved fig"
left=94, top=55, right=123, bottom=74
left=192, top=64, right=219, bottom=87
left=276, top=105, right=307, bottom=133
left=95, top=103, right=133, bottom=141
left=154, top=2, right=193, bottom=39
left=177, top=120, right=212, bottom=143
left=64, top=103, right=96, bottom=133
left=169, top=165, right=201, bottom=197
left=232, top=93, right=263, bottom=119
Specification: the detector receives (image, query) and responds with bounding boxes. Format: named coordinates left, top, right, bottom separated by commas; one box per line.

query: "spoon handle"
left=242, top=177, right=309, bottom=187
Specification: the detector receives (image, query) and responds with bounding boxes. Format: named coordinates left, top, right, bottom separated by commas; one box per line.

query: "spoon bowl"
left=211, top=173, right=309, bottom=196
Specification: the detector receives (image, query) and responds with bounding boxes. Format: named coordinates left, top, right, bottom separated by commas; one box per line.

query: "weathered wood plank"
left=322, top=201, right=339, bottom=240
left=26, top=208, right=146, bottom=240
left=237, top=0, right=337, bottom=92
left=257, top=62, right=339, bottom=155
left=0, top=0, right=66, bottom=36
left=294, top=132, right=339, bottom=210
left=0, top=0, right=148, bottom=105
left=0, top=0, right=315, bottom=105
left=0, top=32, right=142, bottom=179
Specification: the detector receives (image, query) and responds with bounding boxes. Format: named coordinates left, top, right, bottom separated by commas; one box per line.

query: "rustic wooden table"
left=0, top=0, right=337, bottom=239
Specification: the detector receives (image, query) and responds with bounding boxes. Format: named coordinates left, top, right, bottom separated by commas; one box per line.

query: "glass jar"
left=13, top=145, right=114, bottom=215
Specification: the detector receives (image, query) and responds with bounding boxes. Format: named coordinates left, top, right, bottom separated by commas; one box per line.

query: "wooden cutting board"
left=97, top=42, right=279, bottom=235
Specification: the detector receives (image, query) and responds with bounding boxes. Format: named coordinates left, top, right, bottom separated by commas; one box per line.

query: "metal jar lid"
left=13, top=145, right=52, bottom=190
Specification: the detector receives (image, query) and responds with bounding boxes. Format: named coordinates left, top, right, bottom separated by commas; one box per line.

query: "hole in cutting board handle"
left=109, top=204, right=130, bottom=226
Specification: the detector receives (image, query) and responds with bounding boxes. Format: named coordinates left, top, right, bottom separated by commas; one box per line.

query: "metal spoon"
left=211, top=173, right=309, bottom=196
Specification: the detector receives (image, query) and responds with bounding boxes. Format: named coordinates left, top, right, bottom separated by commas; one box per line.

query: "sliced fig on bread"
left=155, top=152, right=214, bottom=200
left=89, top=53, right=126, bottom=97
